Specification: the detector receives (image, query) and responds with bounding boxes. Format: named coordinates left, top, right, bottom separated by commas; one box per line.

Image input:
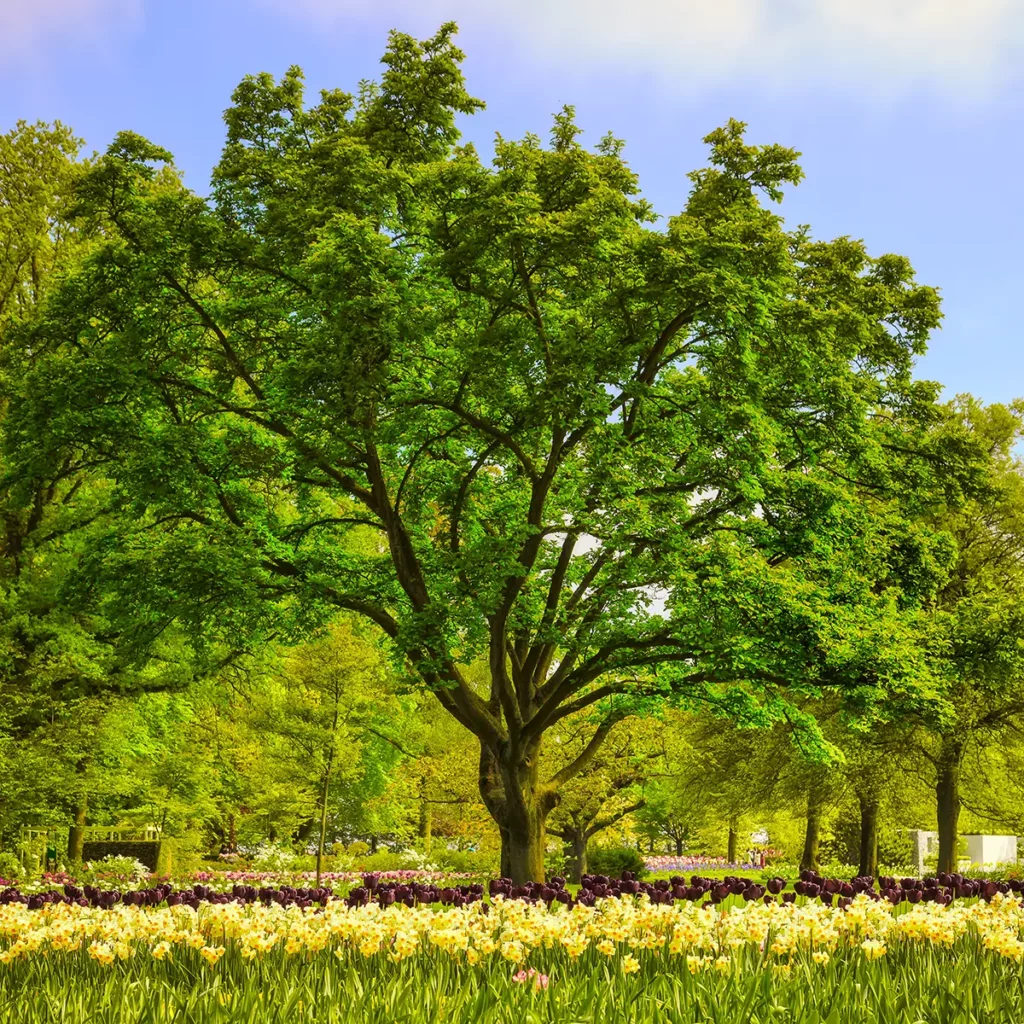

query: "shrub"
left=398, top=849, right=443, bottom=873
left=544, top=845, right=569, bottom=880
left=431, top=848, right=498, bottom=876
left=350, top=849, right=440, bottom=873
left=587, top=844, right=648, bottom=879
left=0, top=852, right=23, bottom=882
left=80, top=842, right=160, bottom=871
left=166, top=832, right=205, bottom=875
left=251, top=842, right=298, bottom=873
left=84, top=855, right=150, bottom=882
left=964, top=861, right=1023, bottom=882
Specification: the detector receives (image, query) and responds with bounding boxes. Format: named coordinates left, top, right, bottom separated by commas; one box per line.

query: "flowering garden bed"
left=1, top=872, right=1023, bottom=1022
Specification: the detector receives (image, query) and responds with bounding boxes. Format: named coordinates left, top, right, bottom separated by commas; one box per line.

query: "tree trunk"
left=936, top=740, right=963, bottom=875
left=674, top=834, right=683, bottom=857
left=315, top=764, right=332, bottom=888
left=316, top=686, right=341, bottom=888
left=505, top=800, right=547, bottom=882
left=479, top=741, right=554, bottom=883
left=498, top=825, right=511, bottom=878
left=566, top=830, right=587, bottom=883
left=418, top=786, right=432, bottom=852
left=67, top=800, right=87, bottom=862
left=858, top=793, right=879, bottom=879
left=727, top=822, right=738, bottom=864
left=800, top=789, right=822, bottom=873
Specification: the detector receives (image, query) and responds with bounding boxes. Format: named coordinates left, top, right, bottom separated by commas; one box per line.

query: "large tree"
left=6, top=26, right=954, bottom=879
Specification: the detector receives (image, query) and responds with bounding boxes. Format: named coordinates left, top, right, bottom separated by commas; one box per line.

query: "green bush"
left=964, top=861, right=1023, bottom=882
left=251, top=842, right=298, bottom=873
left=432, top=848, right=498, bottom=876
left=81, top=842, right=159, bottom=872
left=81, top=855, right=151, bottom=883
left=758, top=863, right=798, bottom=884
left=164, top=832, right=205, bottom=876
left=586, top=844, right=648, bottom=879
left=348, top=847, right=497, bottom=876
left=0, top=852, right=23, bottom=881
left=544, top=845, right=568, bottom=881
left=354, top=850, right=436, bottom=873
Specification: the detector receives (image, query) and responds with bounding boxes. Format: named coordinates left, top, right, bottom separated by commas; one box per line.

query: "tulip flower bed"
left=6, top=867, right=1024, bottom=913
left=2, top=873, right=1024, bottom=1023
left=645, top=855, right=762, bottom=873
left=184, top=869, right=479, bottom=886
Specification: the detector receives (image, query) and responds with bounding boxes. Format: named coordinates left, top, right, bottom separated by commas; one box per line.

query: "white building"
left=964, top=834, right=1018, bottom=867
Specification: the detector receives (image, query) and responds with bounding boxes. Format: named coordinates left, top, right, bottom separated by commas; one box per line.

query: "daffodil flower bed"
left=2, top=894, right=1023, bottom=1022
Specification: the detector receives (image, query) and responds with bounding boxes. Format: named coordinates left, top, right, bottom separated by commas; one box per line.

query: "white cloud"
left=0, top=0, right=140, bottom=64
left=264, top=0, right=1024, bottom=95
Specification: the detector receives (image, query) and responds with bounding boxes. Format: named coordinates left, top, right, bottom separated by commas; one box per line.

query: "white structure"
left=964, top=834, right=1018, bottom=867
left=909, top=830, right=938, bottom=874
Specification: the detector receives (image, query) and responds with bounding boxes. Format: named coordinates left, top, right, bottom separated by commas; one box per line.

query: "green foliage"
left=0, top=24, right=970, bottom=881
left=0, top=852, right=23, bottom=881
left=81, top=855, right=150, bottom=883
left=350, top=849, right=431, bottom=873
left=543, top=845, right=569, bottom=880
left=820, top=811, right=914, bottom=871
left=428, top=849, right=498, bottom=876
left=251, top=843, right=299, bottom=874
left=2, top=25, right=1023, bottom=891
left=586, top=844, right=648, bottom=879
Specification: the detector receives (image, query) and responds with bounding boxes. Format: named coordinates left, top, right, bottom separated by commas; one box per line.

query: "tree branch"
left=547, top=713, right=625, bottom=789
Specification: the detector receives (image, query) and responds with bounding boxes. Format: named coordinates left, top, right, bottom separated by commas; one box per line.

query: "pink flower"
left=512, top=967, right=549, bottom=990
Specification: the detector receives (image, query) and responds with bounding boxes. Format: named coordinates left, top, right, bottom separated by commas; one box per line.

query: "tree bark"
left=316, top=691, right=341, bottom=889
left=67, top=800, right=87, bottom=863
left=504, top=796, right=548, bottom=882
left=727, top=822, right=738, bottom=864
left=557, top=829, right=587, bottom=883
left=857, top=793, right=879, bottom=879
left=418, top=783, right=432, bottom=852
left=498, top=825, right=511, bottom=879
left=674, top=834, right=683, bottom=857
left=479, top=741, right=555, bottom=882
left=315, top=765, right=332, bottom=888
left=800, top=789, right=822, bottom=873
left=936, top=739, right=963, bottom=875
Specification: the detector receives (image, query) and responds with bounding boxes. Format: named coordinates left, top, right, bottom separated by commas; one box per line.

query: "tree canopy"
left=0, top=26, right=1006, bottom=880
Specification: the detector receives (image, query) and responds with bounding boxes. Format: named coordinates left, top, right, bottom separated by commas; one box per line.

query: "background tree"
left=547, top=717, right=661, bottom=881
left=238, top=621, right=410, bottom=879
left=912, top=398, right=1024, bottom=873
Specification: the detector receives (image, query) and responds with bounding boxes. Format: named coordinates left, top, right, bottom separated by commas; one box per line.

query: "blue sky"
left=2, top=0, right=1022, bottom=404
